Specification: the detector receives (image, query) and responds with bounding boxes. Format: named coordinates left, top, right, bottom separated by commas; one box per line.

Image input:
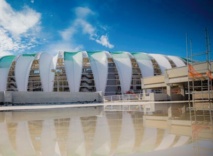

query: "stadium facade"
left=0, top=51, right=186, bottom=95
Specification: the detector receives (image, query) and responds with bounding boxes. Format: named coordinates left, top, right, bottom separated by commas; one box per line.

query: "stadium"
left=0, top=51, right=186, bottom=96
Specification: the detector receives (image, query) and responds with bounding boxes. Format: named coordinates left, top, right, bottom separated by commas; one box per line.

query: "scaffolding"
left=187, top=29, right=213, bottom=142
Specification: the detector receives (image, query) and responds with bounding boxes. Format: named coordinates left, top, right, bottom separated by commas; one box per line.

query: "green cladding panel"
left=132, top=52, right=151, bottom=60
left=111, top=51, right=126, bottom=58
left=22, top=54, right=36, bottom=57
left=0, top=55, right=15, bottom=68
left=87, top=51, right=102, bottom=57
left=181, top=57, right=194, bottom=63
left=64, top=52, right=81, bottom=61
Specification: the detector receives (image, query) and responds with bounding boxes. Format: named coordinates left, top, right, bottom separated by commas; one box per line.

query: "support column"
left=168, top=106, right=172, bottom=118
left=166, top=85, right=171, bottom=100
left=143, top=89, right=146, bottom=96
left=179, top=84, right=185, bottom=96
left=143, top=105, right=147, bottom=114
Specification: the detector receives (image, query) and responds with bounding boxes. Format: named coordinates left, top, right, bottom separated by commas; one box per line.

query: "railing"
left=104, top=92, right=173, bottom=102
left=104, top=93, right=143, bottom=102
left=103, top=93, right=158, bottom=113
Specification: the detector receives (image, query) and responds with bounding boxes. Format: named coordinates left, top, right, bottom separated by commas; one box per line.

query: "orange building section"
left=188, top=64, right=203, bottom=78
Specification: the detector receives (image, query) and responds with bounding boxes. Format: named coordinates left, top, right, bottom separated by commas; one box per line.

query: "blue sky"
left=0, top=0, right=213, bottom=59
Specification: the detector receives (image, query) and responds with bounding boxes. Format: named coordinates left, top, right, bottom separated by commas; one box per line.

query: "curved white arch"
left=0, top=68, right=9, bottom=91
left=15, top=55, right=35, bottom=91
left=88, top=52, right=108, bottom=93
left=133, top=52, right=154, bottom=78
left=105, top=51, right=112, bottom=58
left=0, top=58, right=7, bottom=91
left=39, top=53, right=55, bottom=92
left=16, top=122, right=35, bottom=155
left=0, top=123, right=16, bottom=155
left=155, top=132, right=176, bottom=151
left=126, top=52, right=134, bottom=58
left=149, top=54, right=172, bottom=74
left=64, top=52, right=83, bottom=92
left=52, top=54, right=58, bottom=69
left=140, top=128, right=157, bottom=152
left=41, top=120, right=60, bottom=156
left=168, top=56, right=185, bottom=67
left=0, top=56, right=16, bottom=91
left=173, top=136, right=189, bottom=147
left=111, top=52, right=132, bottom=93
left=35, top=53, right=41, bottom=60
left=82, top=51, right=88, bottom=58
left=92, top=116, right=111, bottom=155
left=67, top=117, right=86, bottom=156
left=116, top=112, right=135, bottom=154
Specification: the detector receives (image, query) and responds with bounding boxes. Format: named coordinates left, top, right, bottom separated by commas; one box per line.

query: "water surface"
left=0, top=107, right=212, bottom=156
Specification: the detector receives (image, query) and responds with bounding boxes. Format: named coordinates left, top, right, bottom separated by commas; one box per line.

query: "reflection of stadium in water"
left=0, top=107, right=212, bottom=156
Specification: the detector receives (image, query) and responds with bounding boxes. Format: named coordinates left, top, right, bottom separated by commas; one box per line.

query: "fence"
left=104, top=93, right=143, bottom=102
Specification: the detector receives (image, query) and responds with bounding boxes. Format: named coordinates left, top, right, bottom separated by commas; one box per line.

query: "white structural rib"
left=173, top=136, right=189, bottom=147
left=15, top=55, right=35, bottom=91
left=133, top=52, right=154, bottom=78
left=111, top=52, right=132, bottom=93
left=155, top=132, right=176, bottom=150
left=41, top=119, right=61, bottom=156
left=140, top=128, right=157, bottom=152
left=16, top=122, right=35, bottom=156
left=0, top=68, right=9, bottom=91
left=67, top=117, right=86, bottom=156
left=149, top=54, right=172, bottom=74
left=116, top=112, right=135, bottom=154
left=64, top=52, right=83, bottom=92
left=39, top=53, right=55, bottom=92
left=89, top=52, right=108, bottom=93
left=0, top=55, right=15, bottom=91
left=0, top=123, right=16, bottom=155
left=168, top=56, right=185, bottom=67
left=92, top=116, right=111, bottom=155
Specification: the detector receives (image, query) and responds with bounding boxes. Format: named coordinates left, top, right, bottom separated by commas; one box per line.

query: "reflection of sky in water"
left=0, top=107, right=212, bottom=156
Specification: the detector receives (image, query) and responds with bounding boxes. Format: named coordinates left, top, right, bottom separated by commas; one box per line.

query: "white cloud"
left=60, top=25, right=77, bottom=41
left=0, top=0, right=41, bottom=54
left=0, top=28, right=18, bottom=51
left=96, top=35, right=114, bottom=48
left=0, top=0, right=40, bottom=36
left=47, top=6, right=114, bottom=54
left=75, top=7, right=94, bottom=18
left=0, top=28, right=13, bottom=57
left=0, top=51, right=12, bottom=57
left=59, top=6, right=114, bottom=49
left=78, top=19, right=96, bottom=40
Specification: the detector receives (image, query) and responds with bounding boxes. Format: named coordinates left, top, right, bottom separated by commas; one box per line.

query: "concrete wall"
left=3, top=92, right=103, bottom=105
left=193, top=62, right=210, bottom=73
left=3, top=91, right=12, bottom=103
left=142, top=93, right=169, bottom=101
left=167, top=66, right=187, bottom=78
left=143, top=75, right=165, bottom=85
left=143, top=93, right=184, bottom=101
left=0, top=92, right=4, bottom=103
left=150, top=93, right=169, bottom=101
left=171, top=94, right=185, bottom=100
left=154, top=103, right=169, bottom=115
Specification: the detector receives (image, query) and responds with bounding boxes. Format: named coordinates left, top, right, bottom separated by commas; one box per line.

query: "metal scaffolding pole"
left=187, top=29, right=213, bottom=141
